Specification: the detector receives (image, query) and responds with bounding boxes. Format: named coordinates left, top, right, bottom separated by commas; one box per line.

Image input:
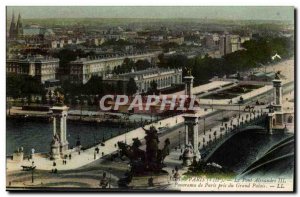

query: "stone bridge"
left=200, top=113, right=268, bottom=162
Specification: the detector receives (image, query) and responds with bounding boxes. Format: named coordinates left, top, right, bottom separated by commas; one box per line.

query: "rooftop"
left=7, top=55, right=59, bottom=63
left=70, top=51, right=161, bottom=64
left=107, top=67, right=182, bottom=80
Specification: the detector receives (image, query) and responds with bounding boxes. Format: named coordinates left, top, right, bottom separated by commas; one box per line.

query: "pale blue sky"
left=7, top=6, right=294, bottom=21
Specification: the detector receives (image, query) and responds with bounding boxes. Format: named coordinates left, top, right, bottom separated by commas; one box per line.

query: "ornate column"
left=273, top=76, right=283, bottom=112
left=182, top=70, right=201, bottom=166
left=267, top=113, right=273, bottom=135
left=184, top=75, right=194, bottom=97
left=182, top=114, right=200, bottom=166
left=50, top=105, right=69, bottom=159
left=53, top=117, right=56, bottom=136
left=185, top=124, right=189, bottom=145
left=272, top=73, right=284, bottom=128
left=60, top=115, right=64, bottom=144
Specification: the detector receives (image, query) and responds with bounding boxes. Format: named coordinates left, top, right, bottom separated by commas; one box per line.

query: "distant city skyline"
left=7, top=6, right=294, bottom=22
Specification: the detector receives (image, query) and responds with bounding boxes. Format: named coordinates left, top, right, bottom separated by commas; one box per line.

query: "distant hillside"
left=6, top=17, right=292, bottom=30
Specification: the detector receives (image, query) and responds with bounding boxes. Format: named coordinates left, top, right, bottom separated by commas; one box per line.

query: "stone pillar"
left=192, top=122, right=199, bottom=157
left=50, top=140, right=60, bottom=160
left=267, top=113, right=273, bottom=135
left=60, top=111, right=69, bottom=153
left=183, top=114, right=201, bottom=163
left=60, top=115, right=64, bottom=144
left=64, top=116, right=67, bottom=142
left=185, top=124, right=189, bottom=145
left=272, top=76, right=284, bottom=129
left=184, top=76, right=194, bottom=97
left=53, top=117, right=56, bottom=136
left=50, top=105, right=69, bottom=159
left=272, top=78, right=283, bottom=112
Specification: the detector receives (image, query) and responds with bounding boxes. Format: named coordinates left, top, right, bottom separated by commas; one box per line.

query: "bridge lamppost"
left=238, top=104, right=241, bottom=119
left=213, top=131, right=217, bottom=142
left=31, top=161, right=35, bottom=183
left=203, top=118, right=206, bottom=135
left=184, top=129, right=187, bottom=146
left=178, top=130, right=181, bottom=148
left=109, top=167, right=112, bottom=188
left=125, top=128, right=128, bottom=144
left=221, top=110, right=224, bottom=126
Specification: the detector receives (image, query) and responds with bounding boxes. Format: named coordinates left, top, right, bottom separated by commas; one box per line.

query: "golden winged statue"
left=55, top=91, right=65, bottom=105
left=185, top=66, right=192, bottom=76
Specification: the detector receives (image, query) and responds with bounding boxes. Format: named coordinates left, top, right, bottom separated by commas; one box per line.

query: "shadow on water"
left=240, top=135, right=294, bottom=178
left=206, top=128, right=293, bottom=174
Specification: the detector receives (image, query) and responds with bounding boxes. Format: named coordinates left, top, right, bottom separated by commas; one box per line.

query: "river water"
left=6, top=119, right=123, bottom=155
left=207, top=129, right=293, bottom=174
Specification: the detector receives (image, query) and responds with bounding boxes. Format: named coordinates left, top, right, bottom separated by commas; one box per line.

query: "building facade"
left=219, top=34, right=244, bottom=56
left=204, top=33, right=220, bottom=49
left=6, top=55, right=59, bottom=84
left=69, top=52, right=160, bottom=84
left=104, top=67, right=182, bottom=94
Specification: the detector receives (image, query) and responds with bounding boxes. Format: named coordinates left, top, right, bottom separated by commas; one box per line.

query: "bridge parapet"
left=200, top=113, right=268, bottom=162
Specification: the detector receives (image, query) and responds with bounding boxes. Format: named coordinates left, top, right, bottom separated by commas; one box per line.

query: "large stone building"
left=167, top=36, right=185, bottom=45
left=104, top=67, right=182, bottom=94
left=219, top=34, right=242, bottom=56
left=219, top=34, right=251, bottom=56
left=204, top=33, right=220, bottom=49
left=6, top=55, right=59, bottom=84
left=69, top=52, right=160, bottom=84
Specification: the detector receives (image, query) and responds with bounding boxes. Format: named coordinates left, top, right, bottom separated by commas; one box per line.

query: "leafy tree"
left=83, top=76, right=104, bottom=95
left=6, top=74, right=43, bottom=99
left=135, top=59, right=151, bottom=70
left=126, top=78, right=138, bottom=96
left=52, top=48, right=86, bottom=72
left=147, top=80, right=159, bottom=95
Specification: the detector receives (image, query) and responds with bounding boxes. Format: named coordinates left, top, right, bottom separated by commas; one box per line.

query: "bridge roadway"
left=198, top=103, right=268, bottom=111
left=156, top=81, right=293, bottom=151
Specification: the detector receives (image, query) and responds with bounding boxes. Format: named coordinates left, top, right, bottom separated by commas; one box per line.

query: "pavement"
left=166, top=81, right=235, bottom=96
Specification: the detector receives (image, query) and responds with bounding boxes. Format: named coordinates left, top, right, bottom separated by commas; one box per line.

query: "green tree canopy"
left=126, top=78, right=138, bottom=96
